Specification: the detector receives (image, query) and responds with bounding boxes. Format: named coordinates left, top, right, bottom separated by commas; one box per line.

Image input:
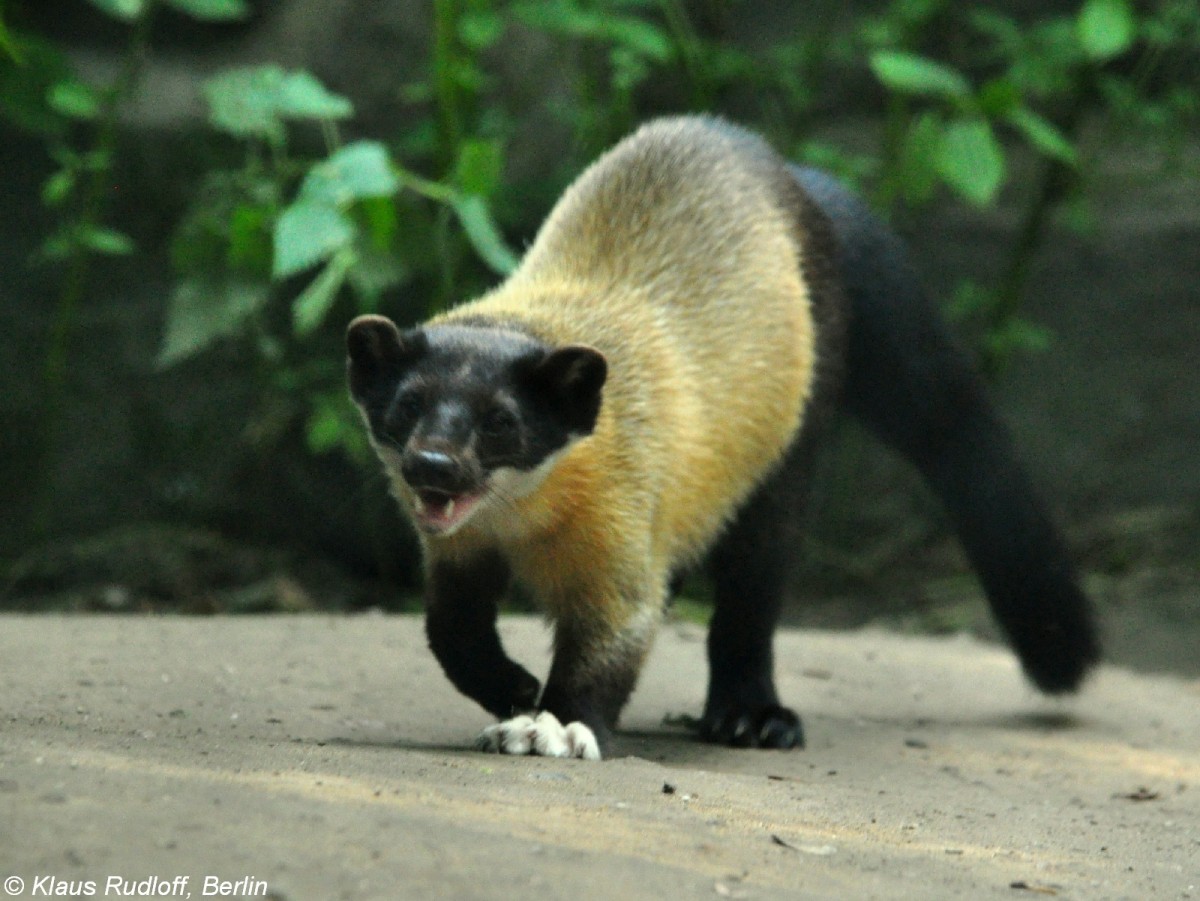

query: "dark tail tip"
left=998, top=576, right=1101, bottom=695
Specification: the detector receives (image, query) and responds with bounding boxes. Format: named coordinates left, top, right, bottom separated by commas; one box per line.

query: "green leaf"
left=292, top=249, right=353, bottom=336
left=1059, top=193, right=1096, bottom=236
left=0, top=16, right=20, bottom=62
left=332, top=141, right=399, bottom=198
left=273, top=199, right=354, bottom=279
left=79, top=225, right=136, bottom=255
left=79, top=149, right=113, bottom=171
left=84, top=0, right=146, bottom=21
left=204, top=67, right=287, bottom=141
left=977, top=78, right=1021, bottom=118
left=398, top=81, right=433, bottom=104
left=40, top=229, right=75, bottom=262
left=451, top=195, right=519, bottom=275
left=610, top=46, right=651, bottom=93
left=936, top=118, right=1005, bottom=207
left=1077, top=0, right=1136, bottom=61
left=600, top=16, right=673, bottom=63
left=41, top=169, right=76, bottom=207
left=897, top=112, right=944, bottom=205
left=305, top=398, right=345, bottom=455
left=162, top=0, right=249, bottom=21
left=458, top=11, right=504, bottom=49
left=984, top=317, right=1053, bottom=362
left=869, top=50, right=971, bottom=99
left=968, top=9, right=1022, bottom=48
left=797, top=141, right=876, bottom=191
left=1007, top=107, right=1078, bottom=165
left=512, top=4, right=672, bottom=62
left=945, top=278, right=992, bottom=322
left=300, top=141, right=399, bottom=206
left=48, top=80, right=101, bottom=120
left=227, top=204, right=273, bottom=272
left=275, top=70, right=353, bottom=120
left=305, top=391, right=369, bottom=458
left=454, top=138, right=503, bottom=197
left=359, top=196, right=399, bottom=251
left=0, top=32, right=71, bottom=134
left=347, top=244, right=408, bottom=303
left=204, top=66, right=352, bottom=142
left=157, top=278, right=269, bottom=367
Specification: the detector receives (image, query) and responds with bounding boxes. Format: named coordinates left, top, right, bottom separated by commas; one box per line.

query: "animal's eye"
left=480, top=406, right=517, bottom=437
left=392, top=391, right=423, bottom=423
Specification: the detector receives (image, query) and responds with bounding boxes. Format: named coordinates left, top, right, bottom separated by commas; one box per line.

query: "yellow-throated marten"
left=347, top=116, right=1099, bottom=759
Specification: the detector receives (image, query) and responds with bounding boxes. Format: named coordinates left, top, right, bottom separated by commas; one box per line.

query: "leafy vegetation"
left=2, top=0, right=1197, bottom=545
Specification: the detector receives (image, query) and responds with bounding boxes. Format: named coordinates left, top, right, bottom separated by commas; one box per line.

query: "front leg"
left=479, top=598, right=663, bottom=760
left=425, top=550, right=540, bottom=720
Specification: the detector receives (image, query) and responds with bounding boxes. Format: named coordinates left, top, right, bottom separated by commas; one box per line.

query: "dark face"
left=346, top=315, right=607, bottom=536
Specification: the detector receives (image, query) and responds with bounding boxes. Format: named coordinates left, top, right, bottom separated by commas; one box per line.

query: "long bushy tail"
left=794, top=166, right=1100, bottom=692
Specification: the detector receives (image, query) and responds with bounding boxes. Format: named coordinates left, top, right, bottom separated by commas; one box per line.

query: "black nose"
left=401, top=449, right=465, bottom=492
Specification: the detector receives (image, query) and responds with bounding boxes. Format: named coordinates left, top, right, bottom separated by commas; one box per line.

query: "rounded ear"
left=346, top=315, right=425, bottom=400
left=527, top=344, right=608, bottom=435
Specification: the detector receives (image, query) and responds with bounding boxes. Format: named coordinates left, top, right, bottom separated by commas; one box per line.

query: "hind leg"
left=701, top=446, right=812, bottom=749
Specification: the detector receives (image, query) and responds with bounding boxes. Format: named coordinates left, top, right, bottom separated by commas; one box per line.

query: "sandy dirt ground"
left=1, top=614, right=1197, bottom=900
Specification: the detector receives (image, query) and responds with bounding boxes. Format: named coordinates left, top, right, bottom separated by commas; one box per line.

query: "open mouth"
left=412, top=488, right=486, bottom=534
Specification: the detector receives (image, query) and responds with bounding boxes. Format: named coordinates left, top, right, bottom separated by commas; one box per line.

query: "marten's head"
left=346, top=314, right=607, bottom=537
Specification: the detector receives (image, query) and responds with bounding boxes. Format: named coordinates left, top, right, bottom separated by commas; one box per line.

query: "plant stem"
left=396, top=166, right=458, bottom=204
left=31, top=4, right=154, bottom=539
left=432, top=0, right=462, bottom=175
left=659, top=0, right=710, bottom=109
left=984, top=76, right=1088, bottom=375
left=872, top=93, right=910, bottom=214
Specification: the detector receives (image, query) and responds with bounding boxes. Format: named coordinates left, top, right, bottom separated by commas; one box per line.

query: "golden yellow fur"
left=422, top=117, right=817, bottom=637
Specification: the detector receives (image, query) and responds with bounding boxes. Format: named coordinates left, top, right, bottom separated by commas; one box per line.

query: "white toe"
left=563, top=721, right=601, bottom=760
left=477, top=714, right=535, bottom=755
left=476, top=712, right=602, bottom=760
left=531, top=711, right=569, bottom=757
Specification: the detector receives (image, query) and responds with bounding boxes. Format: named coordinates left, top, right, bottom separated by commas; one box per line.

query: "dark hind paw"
left=699, top=704, right=805, bottom=749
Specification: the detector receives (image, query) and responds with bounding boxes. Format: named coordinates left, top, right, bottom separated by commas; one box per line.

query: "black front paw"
left=510, top=667, right=541, bottom=712
left=700, top=703, right=805, bottom=749
left=475, top=662, right=541, bottom=720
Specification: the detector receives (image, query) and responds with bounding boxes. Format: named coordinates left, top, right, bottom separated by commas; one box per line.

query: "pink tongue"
left=421, top=494, right=454, bottom=522
left=418, top=491, right=478, bottom=529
